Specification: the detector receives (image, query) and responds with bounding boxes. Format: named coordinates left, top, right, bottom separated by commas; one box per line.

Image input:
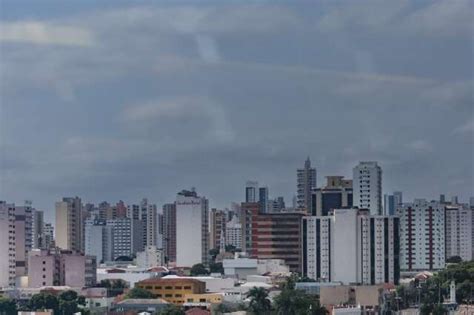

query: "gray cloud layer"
left=0, top=1, right=473, bottom=222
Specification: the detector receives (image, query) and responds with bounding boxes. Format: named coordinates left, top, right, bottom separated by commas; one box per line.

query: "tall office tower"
left=451, top=196, right=459, bottom=205
left=84, top=219, right=113, bottom=263
left=14, top=202, right=34, bottom=277
left=251, top=212, right=304, bottom=272
left=141, top=198, right=157, bottom=247
left=353, top=161, right=382, bottom=215
left=32, top=210, right=44, bottom=249
left=175, top=189, right=209, bottom=267
left=42, top=223, right=55, bottom=249
left=384, top=192, right=403, bottom=216
left=162, top=203, right=176, bottom=264
left=302, top=209, right=400, bottom=285
left=397, top=199, right=445, bottom=271
left=445, top=204, right=473, bottom=261
left=0, top=201, right=16, bottom=288
left=225, top=215, right=242, bottom=250
left=470, top=197, right=474, bottom=209
left=245, top=181, right=259, bottom=203
left=210, top=209, right=226, bottom=251
left=240, top=202, right=260, bottom=254
left=258, top=187, right=269, bottom=213
left=311, top=176, right=353, bottom=216
left=55, top=197, right=83, bottom=252
left=297, top=157, right=317, bottom=211
left=440, top=194, right=446, bottom=204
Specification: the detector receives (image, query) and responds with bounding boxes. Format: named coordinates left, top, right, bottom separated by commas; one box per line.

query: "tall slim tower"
left=162, top=203, right=176, bottom=264
left=175, top=189, right=209, bottom=267
left=297, top=157, right=317, bottom=211
left=55, top=197, right=83, bottom=252
left=245, top=181, right=258, bottom=203
left=353, top=161, right=382, bottom=215
left=0, top=201, right=16, bottom=288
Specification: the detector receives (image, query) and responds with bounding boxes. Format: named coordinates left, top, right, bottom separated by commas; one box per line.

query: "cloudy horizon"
left=1, top=1, right=473, bottom=223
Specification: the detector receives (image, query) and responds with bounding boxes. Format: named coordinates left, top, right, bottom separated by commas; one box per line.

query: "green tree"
left=126, top=287, right=155, bottom=299
left=210, top=262, right=224, bottom=274
left=225, top=244, right=237, bottom=253
left=247, top=287, right=272, bottom=315
left=274, top=285, right=327, bottom=315
left=58, top=290, right=86, bottom=314
left=190, top=263, right=209, bottom=276
left=209, top=248, right=220, bottom=262
left=159, top=304, right=185, bottom=315
left=27, top=292, right=59, bottom=313
left=0, top=297, right=17, bottom=315
left=446, top=256, right=462, bottom=263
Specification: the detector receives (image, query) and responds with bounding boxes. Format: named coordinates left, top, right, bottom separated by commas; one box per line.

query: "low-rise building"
left=111, top=298, right=169, bottom=313
left=135, top=278, right=206, bottom=305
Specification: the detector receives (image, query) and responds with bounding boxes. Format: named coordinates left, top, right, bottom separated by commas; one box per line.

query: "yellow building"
left=184, top=293, right=223, bottom=304
left=136, top=278, right=205, bottom=305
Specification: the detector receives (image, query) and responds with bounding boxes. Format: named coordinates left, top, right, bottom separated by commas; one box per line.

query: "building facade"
left=14, top=203, right=34, bottom=277
left=136, top=245, right=164, bottom=268
left=445, top=204, right=473, bottom=261
left=163, top=203, right=177, bottom=264
left=251, top=212, right=304, bottom=272
left=0, top=201, right=16, bottom=288
left=297, top=157, right=317, bottom=211
left=136, top=278, right=206, bottom=305
left=55, top=197, right=83, bottom=252
left=210, top=209, right=226, bottom=251
left=245, top=181, right=258, bottom=203
left=175, top=190, right=209, bottom=267
left=353, top=162, right=383, bottom=215
left=225, top=216, right=242, bottom=250
left=397, top=199, right=445, bottom=271
left=302, top=209, right=400, bottom=285
left=311, top=176, right=353, bottom=216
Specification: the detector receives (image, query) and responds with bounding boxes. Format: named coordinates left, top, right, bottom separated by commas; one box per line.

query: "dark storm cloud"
left=0, top=1, right=473, bottom=222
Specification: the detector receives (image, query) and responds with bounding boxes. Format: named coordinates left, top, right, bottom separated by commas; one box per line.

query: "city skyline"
left=1, top=1, right=473, bottom=222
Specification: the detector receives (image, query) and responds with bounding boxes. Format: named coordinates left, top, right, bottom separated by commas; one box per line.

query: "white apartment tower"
left=0, top=201, right=16, bottom=288
left=302, top=209, right=400, bottom=285
left=225, top=215, right=242, bottom=250
left=353, top=161, right=383, bottom=215
left=175, top=189, right=209, bottom=267
left=297, top=157, right=317, bottom=211
left=55, top=197, right=83, bottom=252
left=397, top=199, right=445, bottom=271
left=445, top=204, right=473, bottom=261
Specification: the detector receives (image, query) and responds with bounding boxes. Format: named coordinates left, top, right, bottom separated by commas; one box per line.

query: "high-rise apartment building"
left=106, top=218, right=143, bottom=260
left=55, top=197, right=83, bottom=252
left=297, top=157, right=317, bottom=211
left=251, top=212, right=304, bottom=272
left=28, top=248, right=97, bottom=288
left=0, top=201, right=16, bottom=288
left=245, top=181, right=259, bottom=203
left=302, top=209, right=400, bottom=285
left=240, top=202, right=260, bottom=254
left=210, top=208, right=226, bottom=251
left=311, top=176, right=353, bottom=216
left=445, top=204, right=473, bottom=262
left=353, top=162, right=382, bottom=215
left=32, top=210, right=44, bottom=249
left=225, top=215, right=242, bottom=250
left=14, top=202, right=34, bottom=277
left=141, top=198, right=157, bottom=248
left=397, top=199, right=445, bottom=271
left=175, top=190, right=209, bottom=267
left=42, top=223, right=55, bottom=249
left=162, top=203, right=176, bottom=264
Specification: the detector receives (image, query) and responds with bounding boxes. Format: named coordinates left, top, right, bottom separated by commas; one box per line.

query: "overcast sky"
left=1, top=1, right=473, bottom=223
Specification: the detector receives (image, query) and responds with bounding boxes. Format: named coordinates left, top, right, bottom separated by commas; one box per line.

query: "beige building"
left=55, top=197, right=83, bottom=252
